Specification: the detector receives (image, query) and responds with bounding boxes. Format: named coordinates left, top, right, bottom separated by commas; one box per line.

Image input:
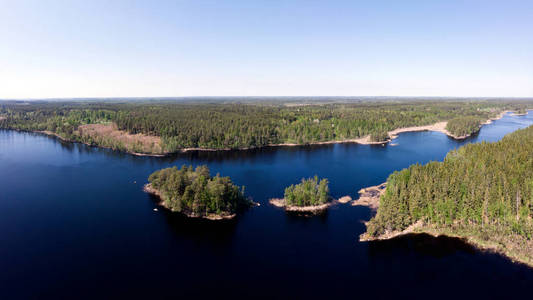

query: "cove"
left=1, top=111, right=533, bottom=299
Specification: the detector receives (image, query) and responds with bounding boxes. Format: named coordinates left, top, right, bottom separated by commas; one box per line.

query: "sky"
left=1, top=0, right=532, bottom=98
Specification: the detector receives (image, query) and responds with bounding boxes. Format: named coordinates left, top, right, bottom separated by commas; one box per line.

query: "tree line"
left=284, top=176, right=330, bottom=207
left=366, top=125, right=533, bottom=240
left=445, top=116, right=483, bottom=137
left=1, top=100, right=531, bottom=153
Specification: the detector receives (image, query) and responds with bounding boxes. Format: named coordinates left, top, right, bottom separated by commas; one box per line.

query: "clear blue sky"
left=1, top=0, right=532, bottom=98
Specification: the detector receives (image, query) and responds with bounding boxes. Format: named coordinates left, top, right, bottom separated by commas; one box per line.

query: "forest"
left=147, top=165, right=248, bottom=217
left=366, top=125, right=533, bottom=248
left=0, top=99, right=532, bottom=153
left=445, top=116, right=483, bottom=137
left=284, top=176, right=330, bottom=207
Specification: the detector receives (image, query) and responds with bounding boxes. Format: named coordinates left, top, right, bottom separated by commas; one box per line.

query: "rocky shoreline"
left=269, top=195, right=352, bottom=213
left=355, top=181, right=533, bottom=268
left=352, top=183, right=386, bottom=211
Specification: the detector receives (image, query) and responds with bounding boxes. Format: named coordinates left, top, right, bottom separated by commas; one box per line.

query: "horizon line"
left=2, top=95, right=533, bottom=101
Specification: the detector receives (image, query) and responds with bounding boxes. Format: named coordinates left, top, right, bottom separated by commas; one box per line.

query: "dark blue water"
left=1, top=112, right=533, bottom=299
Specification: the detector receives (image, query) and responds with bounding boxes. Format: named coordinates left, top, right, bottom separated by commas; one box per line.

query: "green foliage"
left=367, top=125, right=533, bottom=239
left=370, top=130, right=389, bottom=142
left=446, top=116, right=482, bottom=137
left=148, top=165, right=247, bottom=216
left=284, top=176, right=330, bottom=207
left=1, top=100, right=531, bottom=152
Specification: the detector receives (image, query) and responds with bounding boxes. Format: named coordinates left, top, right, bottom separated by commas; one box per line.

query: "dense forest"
left=284, top=176, right=330, bottom=207
left=0, top=100, right=531, bottom=153
left=147, top=165, right=248, bottom=218
left=445, top=116, right=483, bottom=137
left=366, top=125, right=533, bottom=252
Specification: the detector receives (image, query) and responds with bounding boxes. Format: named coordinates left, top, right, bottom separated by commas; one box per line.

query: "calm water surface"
left=1, top=112, right=533, bottom=299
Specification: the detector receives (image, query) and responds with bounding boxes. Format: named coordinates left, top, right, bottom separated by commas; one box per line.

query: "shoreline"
left=361, top=222, right=533, bottom=268
left=180, top=109, right=525, bottom=149
left=269, top=198, right=330, bottom=212
left=4, top=109, right=527, bottom=156
left=143, top=183, right=237, bottom=220
left=35, top=130, right=168, bottom=157
left=352, top=182, right=387, bottom=211
left=269, top=195, right=352, bottom=213
left=355, top=181, right=533, bottom=268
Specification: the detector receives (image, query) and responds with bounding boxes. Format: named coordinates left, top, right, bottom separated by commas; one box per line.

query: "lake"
left=1, top=111, right=533, bottom=299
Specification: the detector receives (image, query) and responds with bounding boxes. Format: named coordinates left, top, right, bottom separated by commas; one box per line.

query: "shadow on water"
left=285, top=209, right=330, bottom=223
left=145, top=193, right=239, bottom=244
left=362, top=233, right=533, bottom=299
left=368, top=233, right=479, bottom=258
left=367, top=232, right=533, bottom=272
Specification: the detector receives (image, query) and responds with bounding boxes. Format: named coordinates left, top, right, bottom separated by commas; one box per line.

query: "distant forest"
left=0, top=99, right=531, bottom=153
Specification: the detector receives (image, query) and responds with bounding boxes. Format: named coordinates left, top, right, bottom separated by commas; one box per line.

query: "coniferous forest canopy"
left=445, top=116, right=484, bottom=137
left=366, top=125, right=533, bottom=250
left=148, top=165, right=248, bottom=217
left=284, top=176, right=330, bottom=207
left=0, top=99, right=532, bottom=153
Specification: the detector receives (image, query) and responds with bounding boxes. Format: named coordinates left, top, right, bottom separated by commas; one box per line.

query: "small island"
left=270, top=176, right=333, bottom=213
left=144, top=165, right=252, bottom=220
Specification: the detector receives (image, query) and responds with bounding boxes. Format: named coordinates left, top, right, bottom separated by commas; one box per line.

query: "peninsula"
left=358, top=125, right=533, bottom=267
left=144, top=165, right=252, bottom=220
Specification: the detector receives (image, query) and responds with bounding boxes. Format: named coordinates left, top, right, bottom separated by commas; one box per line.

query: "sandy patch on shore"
left=388, top=121, right=478, bottom=140
left=78, top=123, right=164, bottom=154
left=389, top=122, right=450, bottom=138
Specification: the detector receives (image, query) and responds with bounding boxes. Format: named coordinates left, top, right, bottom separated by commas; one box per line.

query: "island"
left=1, top=99, right=531, bottom=155
left=270, top=176, right=334, bottom=213
left=144, top=165, right=252, bottom=220
left=358, top=125, right=533, bottom=267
